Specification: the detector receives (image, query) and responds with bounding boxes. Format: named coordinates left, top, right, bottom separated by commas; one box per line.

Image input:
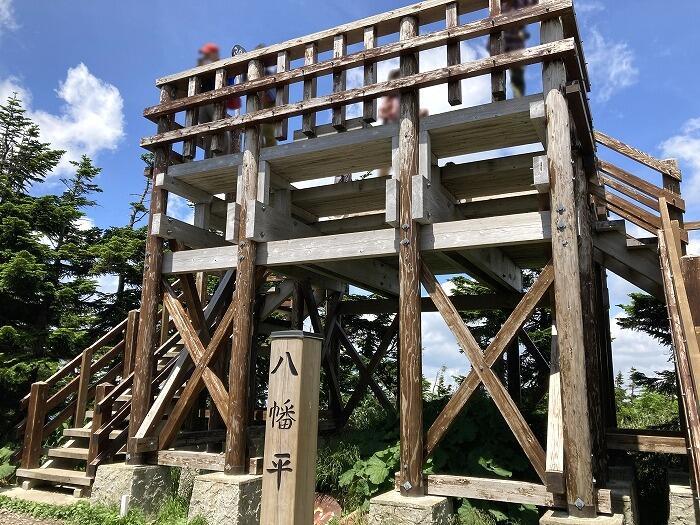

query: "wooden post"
left=398, top=15, right=424, bottom=498
left=332, top=34, right=347, bottom=131
left=446, top=2, right=462, bottom=106
left=123, top=310, right=139, bottom=378
left=302, top=43, right=318, bottom=137
left=542, top=15, right=596, bottom=518
left=363, top=26, right=378, bottom=123
left=489, top=0, right=506, bottom=101
left=88, top=383, right=113, bottom=466
left=260, top=331, right=322, bottom=525
left=128, top=85, right=172, bottom=464
left=21, top=382, right=48, bottom=469
left=74, top=347, right=93, bottom=427
left=225, top=59, right=263, bottom=475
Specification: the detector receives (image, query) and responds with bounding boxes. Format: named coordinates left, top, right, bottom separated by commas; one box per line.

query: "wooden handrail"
left=19, top=317, right=129, bottom=408
left=595, top=131, right=682, bottom=180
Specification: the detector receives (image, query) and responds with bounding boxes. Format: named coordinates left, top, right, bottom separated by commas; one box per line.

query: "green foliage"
left=0, top=446, right=16, bottom=484
left=0, top=495, right=206, bottom=525
left=617, top=293, right=672, bottom=347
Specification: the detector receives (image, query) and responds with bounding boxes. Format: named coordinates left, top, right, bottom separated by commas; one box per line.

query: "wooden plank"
left=275, top=51, right=291, bottom=141
left=74, top=347, right=93, bottom=428
left=332, top=34, right=347, bottom=131
left=425, top=264, right=553, bottom=456
left=658, top=230, right=700, bottom=495
left=598, top=160, right=685, bottom=211
left=420, top=475, right=612, bottom=514
left=210, top=68, right=228, bottom=154
left=337, top=293, right=522, bottom=315
left=88, top=383, right=113, bottom=466
left=20, top=382, right=48, bottom=469
left=545, top=313, right=565, bottom=494
left=16, top=467, right=93, bottom=487
left=302, top=43, right=318, bottom=137
left=141, top=40, right=577, bottom=149
left=183, top=76, right=200, bottom=159
left=599, top=173, right=660, bottom=212
left=446, top=2, right=463, bottom=105
left=606, top=430, right=687, bottom=455
left=123, top=310, right=139, bottom=377
left=488, top=0, right=506, bottom=101
left=363, top=26, right=378, bottom=123
left=397, top=15, right=423, bottom=497
left=686, top=221, right=700, bottom=231
left=309, top=259, right=399, bottom=297
left=421, top=263, right=546, bottom=482
left=152, top=213, right=229, bottom=249
left=225, top=59, right=264, bottom=475
left=595, top=131, right=682, bottom=180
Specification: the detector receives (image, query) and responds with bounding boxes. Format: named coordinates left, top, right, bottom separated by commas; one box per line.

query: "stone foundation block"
left=91, top=463, right=175, bottom=515
left=187, top=472, right=261, bottom=525
left=540, top=510, right=624, bottom=525
left=668, top=480, right=700, bottom=525
left=367, top=490, right=452, bottom=525
left=608, top=466, right=638, bottom=525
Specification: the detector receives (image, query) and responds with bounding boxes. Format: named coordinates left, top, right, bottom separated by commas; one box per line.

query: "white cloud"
left=575, top=1, right=605, bottom=14
left=661, top=119, right=700, bottom=208
left=75, top=216, right=96, bottom=231
left=688, top=233, right=699, bottom=256
left=96, top=274, right=119, bottom=295
left=168, top=194, right=194, bottom=224
left=422, top=311, right=466, bottom=388
left=610, top=311, right=673, bottom=379
left=1, top=64, right=125, bottom=177
left=0, top=0, right=17, bottom=35
left=585, top=28, right=639, bottom=102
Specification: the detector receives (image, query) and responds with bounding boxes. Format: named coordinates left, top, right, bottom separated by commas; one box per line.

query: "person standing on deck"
left=501, top=0, right=538, bottom=98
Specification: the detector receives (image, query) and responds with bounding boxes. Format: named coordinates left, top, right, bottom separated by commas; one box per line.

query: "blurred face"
left=198, top=50, right=220, bottom=66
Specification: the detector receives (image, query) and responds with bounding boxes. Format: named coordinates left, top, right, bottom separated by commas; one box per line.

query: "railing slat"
left=302, top=43, right=318, bottom=137
left=362, top=26, right=378, bottom=123
left=332, top=34, right=348, bottom=131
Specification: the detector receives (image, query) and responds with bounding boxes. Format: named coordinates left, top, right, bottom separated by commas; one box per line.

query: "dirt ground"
left=0, top=508, right=65, bottom=525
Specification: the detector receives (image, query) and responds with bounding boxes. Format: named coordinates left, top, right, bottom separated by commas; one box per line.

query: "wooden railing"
left=16, top=313, right=137, bottom=469
left=140, top=0, right=585, bottom=155
left=592, top=131, right=688, bottom=242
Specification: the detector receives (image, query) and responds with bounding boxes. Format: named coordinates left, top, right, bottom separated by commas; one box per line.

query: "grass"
left=0, top=495, right=206, bottom=525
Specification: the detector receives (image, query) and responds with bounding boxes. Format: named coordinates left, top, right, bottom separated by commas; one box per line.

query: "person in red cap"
left=196, top=43, right=241, bottom=155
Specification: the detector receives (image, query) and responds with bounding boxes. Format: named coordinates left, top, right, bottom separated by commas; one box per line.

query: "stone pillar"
left=91, top=463, right=174, bottom=515
left=367, top=490, right=452, bottom=525
left=607, top=466, right=638, bottom=525
left=668, top=471, right=700, bottom=525
left=187, top=472, right=262, bottom=525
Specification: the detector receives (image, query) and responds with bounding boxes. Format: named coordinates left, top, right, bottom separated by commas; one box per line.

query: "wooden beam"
left=488, top=0, right=506, bottom=101
left=332, top=34, right=347, bottom=131
left=397, top=14, right=424, bottom=498
left=225, top=59, right=264, bottom=475
left=152, top=213, right=229, bottom=249
left=141, top=40, right=577, bottom=149
left=606, top=430, right=687, bottom=455
left=419, top=475, right=612, bottom=514
left=337, top=293, right=523, bottom=315
left=545, top=312, right=565, bottom=494
left=163, top=211, right=552, bottom=274
left=421, top=263, right=546, bottom=482
left=542, top=13, right=595, bottom=514
left=363, top=25, right=378, bottom=123
left=446, top=2, right=463, bottom=105
left=20, top=382, right=48, bottom=469
left=595, top=131, right=682, bottom=180
left=128, top=86, right=172, bottom=464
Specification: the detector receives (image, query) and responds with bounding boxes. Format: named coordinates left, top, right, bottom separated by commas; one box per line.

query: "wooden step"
left=16, top=467, right=93, bottom=486
left=47, top=447, right=89, bottom=460
left=63, top=428, right=122, bottom=439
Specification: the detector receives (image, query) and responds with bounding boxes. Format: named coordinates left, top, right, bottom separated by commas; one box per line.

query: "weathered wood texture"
left=542, top=14, right=595, bottom=517
left=225, top=59, right=264, bottom=474
left=397, top=15, right=424, bottom=497
left=606, top=430, right=688, bottom=455
left=489, top=0, right=506, bottom=101
left=595, top=131, right=682, bottom=180
left=20, top=382, right=48, bottom=469
left=128, top=86, right=171, bottom=464
left=260, top=334, right=322, bottom=525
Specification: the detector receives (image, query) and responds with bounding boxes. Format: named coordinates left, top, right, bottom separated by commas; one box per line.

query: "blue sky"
left=1, top=0, right=698, bottom=384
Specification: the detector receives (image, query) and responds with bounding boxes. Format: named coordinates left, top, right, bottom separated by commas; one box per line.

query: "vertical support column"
left=574, top=153, right=607, bottom=483
left=398, top=15, right=424, bottom=498
left=446, top=2, right=462, bottom=106
left=332, top=34, right=347, bottom=131
left=363, top=26, right=378, bottom=123
left=21, top=382, right=48, bottom=469
left=74, top=348, right=93, bottom=427
left=210, top=68, right=228, bottom=155
left=194, top=203, right=211, bottom=300
left=183, top=76, right=200, bottom=160
left=88, top=382, right=113, bottom=466
left=123, top=309, right=139, bottom=378
left=302, top=43, right=318, bottom=137
left=128, top=85, right=172, bottom=464
left=594, top=263, right=617, bottom=429
left=225, top=59, right=264, bottom=475
left=489, top=0, right=506, bottom=101
left=542, top=16, right=596, bottom=518
left=274, top=51, right=290, bottom=141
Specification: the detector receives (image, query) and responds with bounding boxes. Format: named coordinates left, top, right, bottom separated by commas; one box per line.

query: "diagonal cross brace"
left=421, top=262, right=549, bottom=482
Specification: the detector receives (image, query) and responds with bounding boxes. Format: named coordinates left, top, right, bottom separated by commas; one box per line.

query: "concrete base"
left=187, top=472, right=262, bottom=524
left=608, top=466, right=639, bottom=525
left=367, top=491, right=453, bottom=525
left=90, top=463, right=175, bottom=515
left=668, top=478, right=700, bottom=525
left=540, top=510, right=624, bottom=525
